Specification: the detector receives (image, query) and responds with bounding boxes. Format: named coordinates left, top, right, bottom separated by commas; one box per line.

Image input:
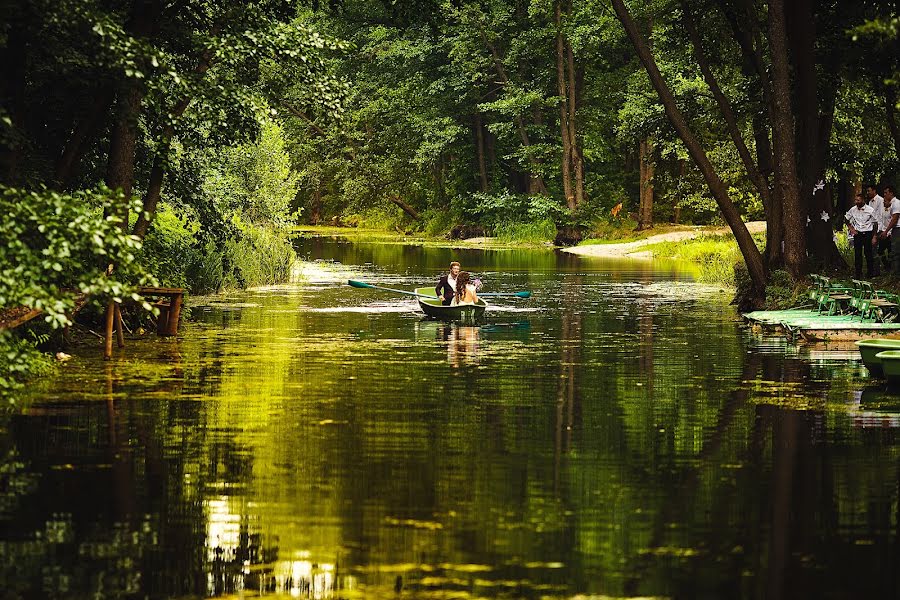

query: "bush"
left=0, top=330, right=55, bottom=408
left=229, top=221, right=297, bottom=287
left=0, top=185, right=156, bottom=328
left=493, top=219, right=557, bottom=243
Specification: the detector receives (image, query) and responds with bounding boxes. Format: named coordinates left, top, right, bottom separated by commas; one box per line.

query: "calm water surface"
left=2, top=236, right=899, bottom=599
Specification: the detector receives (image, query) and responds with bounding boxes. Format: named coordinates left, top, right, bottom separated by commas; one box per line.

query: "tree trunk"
left=53, top=86, right=114, bottom=190
left=132, top=41, right=215, bottom=239
left=475, top=114, right=489, bottom=192
left=566, top=39, right=585, bottom=207
left=106, top=83, right=143, bottom=228
left=637, top=138, right=654, bottom=230
left=390, top=196, right=420, bottom=220
left=555, top=2, right=574, bottom=210
left=718, top=0, right=783, bottom=267
left=131, top=154, right=164, bottom=239
left=481, top=30, right=547, bottom=194
left=767, top=0, right=806, bottom=278
left=611, top=0, right=767, bottom=305
left=682, top=2, right=773, bottom=214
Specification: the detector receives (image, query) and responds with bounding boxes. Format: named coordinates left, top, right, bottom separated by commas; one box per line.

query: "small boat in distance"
left=414, top=287, right=487, bottom=320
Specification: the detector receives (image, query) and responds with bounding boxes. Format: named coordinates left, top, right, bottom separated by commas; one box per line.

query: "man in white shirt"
left=846, top=192, right=878, bottom=278
left=875, top=184, right=900, bottom=274
left=866, top=183, right=884, bottom=209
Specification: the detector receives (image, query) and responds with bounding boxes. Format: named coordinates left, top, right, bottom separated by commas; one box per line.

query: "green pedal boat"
left=414, top=287, right=488, bottom=320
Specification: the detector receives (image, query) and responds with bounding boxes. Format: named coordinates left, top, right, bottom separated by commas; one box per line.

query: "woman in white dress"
left=451, top=271, right=479, bottom=306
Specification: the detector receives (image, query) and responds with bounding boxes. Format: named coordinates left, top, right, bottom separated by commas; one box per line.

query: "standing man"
left=866, top=183, right=884, bottom=209
left=846, top=192, right=878, bottom=279
left=436, top=261, right=461, bottom=305
left=875, top=184, right=900, bottom=274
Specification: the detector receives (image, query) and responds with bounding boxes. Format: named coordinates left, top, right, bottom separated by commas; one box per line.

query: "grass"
left=640, top=233, right=763, bottom=285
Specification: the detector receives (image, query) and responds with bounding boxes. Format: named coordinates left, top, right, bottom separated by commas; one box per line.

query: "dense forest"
left=0, top=0, right=898, bottom=346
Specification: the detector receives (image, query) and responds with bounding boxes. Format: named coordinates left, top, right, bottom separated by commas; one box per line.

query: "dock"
left=744, top=309, right=900, bottom=343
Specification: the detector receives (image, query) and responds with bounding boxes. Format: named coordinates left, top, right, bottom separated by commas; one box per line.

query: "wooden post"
left=104, top=300, right=115, bottom=360
left=114, top=305, right=125, bottom=348
left=165, top=293, right=183, bottom=336
left=155, top=302, right=170, bottom=336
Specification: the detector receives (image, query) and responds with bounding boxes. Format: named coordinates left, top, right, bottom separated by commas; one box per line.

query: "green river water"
left=2, top=235, right=899, bottom=599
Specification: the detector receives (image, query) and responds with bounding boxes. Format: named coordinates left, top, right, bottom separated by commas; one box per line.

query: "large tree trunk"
left=787, top=0, right=844, bottom=270
left=767, top=0, right=806, bottom=278
left=105, top=83, right=143, bottom=227
left=555, top=2, right=574, bottom=210
left=637, top=138, right=654, bottom=230
left=611, top=0, right=767, bottom=305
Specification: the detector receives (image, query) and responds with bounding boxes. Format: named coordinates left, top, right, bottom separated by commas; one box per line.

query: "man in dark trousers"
left=435, top=261, right=461, bottom=305
left=846, top=192, right=878, bottom=278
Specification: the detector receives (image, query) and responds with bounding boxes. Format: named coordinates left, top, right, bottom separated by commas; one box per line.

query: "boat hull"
left=876, top=350, right=900, bottom=384
left=857, top=339, right=900, bottom=377
left=415, top=288, right=487, bottom=320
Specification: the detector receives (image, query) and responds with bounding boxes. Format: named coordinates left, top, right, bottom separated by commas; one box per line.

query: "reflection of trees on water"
left=5, top=278, right=900, bottom=598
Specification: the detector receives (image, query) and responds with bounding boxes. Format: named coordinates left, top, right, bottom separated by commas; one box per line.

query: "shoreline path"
left=560, top=221, right=767, bottom=259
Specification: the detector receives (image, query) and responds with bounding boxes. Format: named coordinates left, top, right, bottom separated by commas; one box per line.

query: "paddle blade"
left=348, top=279, right=373, bottom=289
left=514, top=291, right=532, bottom=298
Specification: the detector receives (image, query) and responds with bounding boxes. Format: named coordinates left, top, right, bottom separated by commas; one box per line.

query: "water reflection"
left=2, top=237, right=900, bottom=598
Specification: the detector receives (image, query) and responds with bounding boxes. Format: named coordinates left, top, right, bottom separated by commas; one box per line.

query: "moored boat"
left=414, top=287, right=487, bottom=320
left=856, top=339, right=900, bottom=377
left=876, top=350, right=900, bottom=384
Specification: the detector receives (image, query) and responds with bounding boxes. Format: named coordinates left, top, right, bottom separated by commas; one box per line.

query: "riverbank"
left=563, top=221, right=768, bottom=259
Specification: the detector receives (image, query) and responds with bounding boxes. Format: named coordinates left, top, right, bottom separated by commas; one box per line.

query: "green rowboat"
left=875, top=349, right=900, bottom=384
left=856, top=339, right=900, bottom=377
left=414, top=287, right=487, bottom=320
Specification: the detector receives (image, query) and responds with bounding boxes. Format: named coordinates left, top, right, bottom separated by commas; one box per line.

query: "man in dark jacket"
left=435, top=261, right=461, bottom=305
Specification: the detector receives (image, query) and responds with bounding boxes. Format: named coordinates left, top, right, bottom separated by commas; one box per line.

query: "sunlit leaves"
left=0, top=186, right=156, bottom=329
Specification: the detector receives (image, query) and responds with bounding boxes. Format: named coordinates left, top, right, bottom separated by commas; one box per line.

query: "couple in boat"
left=435, top=261, right=480, bottom=306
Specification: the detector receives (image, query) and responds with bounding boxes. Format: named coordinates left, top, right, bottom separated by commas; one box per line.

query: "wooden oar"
left=348, top=279, right=436, bottom=298
left=479, top=291, right=532, bottom=298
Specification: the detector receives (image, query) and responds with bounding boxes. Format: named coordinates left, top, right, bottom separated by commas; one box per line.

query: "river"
left=2, top=235, right=898, bottom=599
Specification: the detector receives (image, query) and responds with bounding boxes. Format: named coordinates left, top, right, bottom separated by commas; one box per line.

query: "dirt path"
left=561, top=221, right=767, bottom=258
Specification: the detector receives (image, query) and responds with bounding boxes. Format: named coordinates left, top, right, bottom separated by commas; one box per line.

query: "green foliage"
left=141, top=203, right=297, bottom=293
left=228, top=220, right=296, bottom=288
left=0, top=186, right=156, bottom=328
left=460, top=191, right=566, bottom=231
left=0, top=330, right=55, bottom=408
left=202, top=120, right=302, bottom=228
left=493, top=219, right=557, bottom=243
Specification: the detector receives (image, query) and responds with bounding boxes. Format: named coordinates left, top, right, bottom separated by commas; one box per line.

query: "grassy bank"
left=639, top=234, right=758, bottom=285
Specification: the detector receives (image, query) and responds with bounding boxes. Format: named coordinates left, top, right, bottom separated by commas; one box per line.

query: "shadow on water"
left=1, top=236, right=900, bottom=598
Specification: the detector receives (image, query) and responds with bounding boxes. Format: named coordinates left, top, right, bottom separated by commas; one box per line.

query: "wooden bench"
left=138, top=287, right=185, bottom=337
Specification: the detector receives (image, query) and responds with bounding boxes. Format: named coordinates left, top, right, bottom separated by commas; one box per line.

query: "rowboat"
left=876, top=350, right=900, bottom=384
left=856, top=339, right=900, bottom=377
left=414, top=287, right=488, bottom=320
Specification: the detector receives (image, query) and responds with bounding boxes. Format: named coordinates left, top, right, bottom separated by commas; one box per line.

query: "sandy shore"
left=561, top=221, right=767, bottom=259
